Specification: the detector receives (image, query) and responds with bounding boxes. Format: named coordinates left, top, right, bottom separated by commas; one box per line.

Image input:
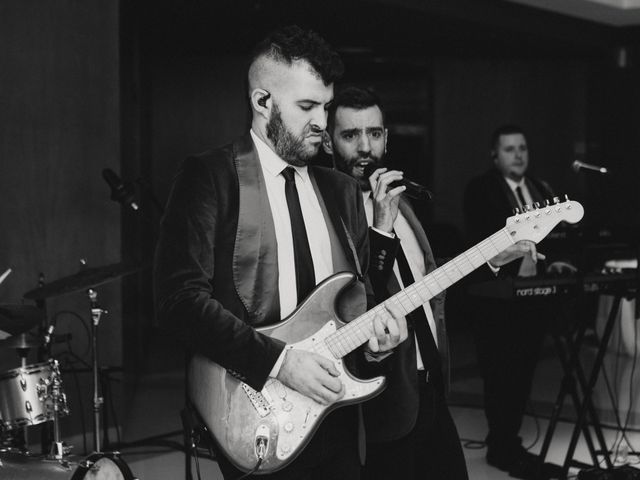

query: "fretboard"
left=324, top=227, right=515, bottom=358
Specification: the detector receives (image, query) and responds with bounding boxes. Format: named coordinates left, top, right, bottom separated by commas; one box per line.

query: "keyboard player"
left=463, top=124, right=575, bottom=480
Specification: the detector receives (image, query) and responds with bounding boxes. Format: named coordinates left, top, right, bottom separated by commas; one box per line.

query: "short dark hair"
left=327, top=86, right=384, bottom=134
left=490, top=124, right=527, bottom=152
left=250, top=25, right=344, bottom=86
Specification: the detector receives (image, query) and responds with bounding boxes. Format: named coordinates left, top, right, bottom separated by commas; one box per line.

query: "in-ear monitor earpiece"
left=258, top=92, right=271, bottom=108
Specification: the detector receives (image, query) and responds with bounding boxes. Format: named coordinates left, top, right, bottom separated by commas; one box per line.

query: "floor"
left=2, top=302, right=640, bottom=479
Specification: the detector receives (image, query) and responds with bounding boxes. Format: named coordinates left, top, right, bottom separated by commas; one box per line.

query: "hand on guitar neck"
left=276, top=302, right=407, bottom=405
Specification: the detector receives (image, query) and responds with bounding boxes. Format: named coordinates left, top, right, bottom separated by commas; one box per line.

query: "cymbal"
left=0, top=305, right=43, bottom=335
left=23, top=262, right=142, bottom=300
left=0, top=333, right=43, bottom=349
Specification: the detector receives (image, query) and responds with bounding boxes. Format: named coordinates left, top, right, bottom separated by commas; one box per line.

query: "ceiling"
left=506, top=0, right=640, bottom=26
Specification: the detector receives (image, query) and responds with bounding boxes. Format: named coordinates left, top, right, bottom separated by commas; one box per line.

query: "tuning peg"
left=564, top=194, right=569, bottom=202
left=523, top=204, right=532, bottom=212
left=544, top=199, right=550, bottom=206
left=553, top=196, right=560, bottom=204
left=513, top=207, right=521, bottom=215
left=534, top=202, right=541, bottom=209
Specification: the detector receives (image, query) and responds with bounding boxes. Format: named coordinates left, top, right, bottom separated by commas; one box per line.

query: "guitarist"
left=324, top=87, right=536, bottom=480
left=154, top=27, right=408, bottom=480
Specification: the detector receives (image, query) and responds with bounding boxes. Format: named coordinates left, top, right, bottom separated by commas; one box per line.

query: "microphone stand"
left=88, top=288, right=107, bottom=453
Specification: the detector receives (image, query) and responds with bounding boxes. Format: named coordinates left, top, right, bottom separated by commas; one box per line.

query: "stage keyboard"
left=468, top=271, right=638, bottom=299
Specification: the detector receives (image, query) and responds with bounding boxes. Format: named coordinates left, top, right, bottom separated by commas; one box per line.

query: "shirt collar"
left=504, top=176, right=525, bottom=191
left=250, top=129, right=309, bottom=183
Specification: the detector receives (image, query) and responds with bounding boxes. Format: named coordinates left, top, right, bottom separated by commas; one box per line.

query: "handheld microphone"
left=363, top=163, right=433, bottom=201
left=102, top=168, right=139, bottom=210
left=572, top=160, right=609, bottom=175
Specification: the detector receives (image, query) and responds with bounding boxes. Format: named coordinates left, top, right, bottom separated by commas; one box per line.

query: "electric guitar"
left=188, top=198, right=584, bottom=474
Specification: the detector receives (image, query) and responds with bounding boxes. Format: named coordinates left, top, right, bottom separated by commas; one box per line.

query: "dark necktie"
left=395, top=244, right=440, bottom=372
left=282, top=167, right=316, bottom=303
left=515, top=185, right=527, bottom=208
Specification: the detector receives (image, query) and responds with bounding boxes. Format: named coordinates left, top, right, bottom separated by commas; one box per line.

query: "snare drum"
left=0, top=359, right=69, bottom=430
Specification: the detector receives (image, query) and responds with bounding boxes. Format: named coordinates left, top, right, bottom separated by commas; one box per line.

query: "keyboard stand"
left=539, top=292, right=626, bottom=476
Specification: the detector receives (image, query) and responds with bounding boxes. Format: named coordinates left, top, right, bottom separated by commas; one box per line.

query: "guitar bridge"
left=241, top=383, right=271, bottom=417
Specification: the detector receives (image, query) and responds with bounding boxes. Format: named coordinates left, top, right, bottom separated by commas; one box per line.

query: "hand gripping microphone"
left=363, top=163, right=433, bottom=201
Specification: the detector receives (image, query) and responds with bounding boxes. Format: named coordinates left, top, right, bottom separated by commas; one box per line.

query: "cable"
left=599, top=313, right=640, bottom=466
left=59, top=348, right=89, bottom=454
left=523, top=398, right=542, bottom=452
left=235, top=458, right=263, bottom=479
left=51, top=310, right=91, bottom=359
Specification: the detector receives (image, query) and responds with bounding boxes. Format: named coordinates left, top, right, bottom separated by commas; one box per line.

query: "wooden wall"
left=0, top=0, right=121, bottom=448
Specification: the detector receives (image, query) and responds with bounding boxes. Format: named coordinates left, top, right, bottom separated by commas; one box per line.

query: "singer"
left=324, top=85, right=470, bottom=480
left=325, top=87, right=534, bottom=480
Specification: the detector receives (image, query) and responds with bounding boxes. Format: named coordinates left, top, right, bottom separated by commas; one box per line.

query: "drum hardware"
left=0, top=305, right=43, bottom=336
left=0, top=450, right=138, bottom=479
left=0, top=333, right=45, bottom=350
left=23, top=262, right=142, bottom=301
left=87, top=288, right=107, bottom=454
left=0, top=359, right=69, bottom=431
left=0, top=267, right=12, bottom=286
left=39, top=361, right=70, bottom=462
left=7, top=265, right=139, bottom=477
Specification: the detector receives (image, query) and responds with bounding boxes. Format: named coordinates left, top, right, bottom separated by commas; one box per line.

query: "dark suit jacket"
left=464, top=168, right=554, bottom=278
left=363, top=196, right=447, bottom=443
left=154, top=134, right=370, bottom=392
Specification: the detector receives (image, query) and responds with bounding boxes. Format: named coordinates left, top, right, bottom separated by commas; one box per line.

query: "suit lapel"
left=232, top=135, right=280, bottom=323
left=398, top=197, right=436, bottom=274
left=311, top=168, right=358, bottom=272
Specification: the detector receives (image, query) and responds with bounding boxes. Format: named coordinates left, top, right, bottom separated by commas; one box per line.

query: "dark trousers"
left=362, top=372, right=469, bottom=480
left=217, top=406, right=360, bottom=480
left=471, top=297, right=549, bottom=454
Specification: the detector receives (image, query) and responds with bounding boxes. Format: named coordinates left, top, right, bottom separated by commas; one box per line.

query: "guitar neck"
left=325, top=227, right=515, bottom=358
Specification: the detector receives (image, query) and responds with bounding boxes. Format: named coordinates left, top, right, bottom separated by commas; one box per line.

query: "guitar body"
left=188, top=272, right=386, bottom=474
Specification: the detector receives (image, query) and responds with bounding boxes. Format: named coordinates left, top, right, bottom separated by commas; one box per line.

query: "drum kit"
left=0, top=263, right=140, bottom=479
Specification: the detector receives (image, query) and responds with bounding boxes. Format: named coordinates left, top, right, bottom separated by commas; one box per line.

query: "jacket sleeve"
left=154, top=156, right=284, bottom=391
left=367, top=228, right=401, bottom=305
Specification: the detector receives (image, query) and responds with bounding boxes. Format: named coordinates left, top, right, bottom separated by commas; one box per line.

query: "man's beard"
left=266, top=105, right=320, bottom=167
left=333, top=151, right=383, bottom=191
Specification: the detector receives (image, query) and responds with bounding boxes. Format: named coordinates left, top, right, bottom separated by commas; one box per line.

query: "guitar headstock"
left=505, top=197, right=584, bottom=243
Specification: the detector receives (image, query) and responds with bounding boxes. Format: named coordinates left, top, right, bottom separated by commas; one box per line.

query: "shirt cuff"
left=487, top=261, right=501, bottom=276
left=364, top=348, right=393, bottom=362
left=269, top=348, right=288, bottom=378
left=371, top=226, right=395, bottom=238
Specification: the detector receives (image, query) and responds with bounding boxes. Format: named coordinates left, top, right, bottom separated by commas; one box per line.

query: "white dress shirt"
left=363, top=192, right=439, bottom=370
left=251, top=131, right=333, bottom=378
left=504, top=177, right=533, bottom=208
